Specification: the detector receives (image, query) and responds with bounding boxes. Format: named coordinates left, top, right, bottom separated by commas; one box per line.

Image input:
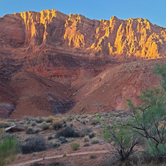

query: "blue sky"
left=1, top=0, right=166, bottom=27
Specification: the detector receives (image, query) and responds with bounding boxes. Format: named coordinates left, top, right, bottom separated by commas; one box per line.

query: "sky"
left=0, top=0, right=166, bottom=27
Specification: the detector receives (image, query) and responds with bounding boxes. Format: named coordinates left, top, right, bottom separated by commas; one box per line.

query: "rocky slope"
left=71, top=58, right=166, bottom=113
left=0, top=70, right=74, bottom=119
left=0, top=9, right=166, bottom=118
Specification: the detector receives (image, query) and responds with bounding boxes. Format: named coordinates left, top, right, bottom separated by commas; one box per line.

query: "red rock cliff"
left=0, top=9, right=166, bottom=59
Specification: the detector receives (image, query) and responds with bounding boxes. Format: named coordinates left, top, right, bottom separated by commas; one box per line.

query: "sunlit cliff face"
left=0, top=9, right=166, bottom=59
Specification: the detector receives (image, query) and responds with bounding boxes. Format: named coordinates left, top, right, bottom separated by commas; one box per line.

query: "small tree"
left=103, top=119, right=138, bottom=161
left=127, top=86, right=166, bottom=156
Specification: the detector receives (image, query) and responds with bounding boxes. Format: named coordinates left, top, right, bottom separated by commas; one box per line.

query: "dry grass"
left=52, top=118, right=63, bottom=129
left=41, top=122, right=49, bottom=131
left=0, top=121, right=9, bottom=128
left=45, top=116, right=55, bottom=123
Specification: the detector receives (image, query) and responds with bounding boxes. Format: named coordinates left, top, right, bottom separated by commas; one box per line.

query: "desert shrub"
left=90, top=154, right=97, bottom=159
left=61, top=116, right=66, bottom=123
left=70, top=121, right=74, bottom=127
left=49, top=141, right=60, bottom=148
left=45, top=116, right=55, bottom=123
left=19, top=120, right=25, bottom=124
left=21, top=136, right=46, bottom=154
left=41, top=122, right=49, bottom=131
left=70, top=142, right=80, bottom=150
left=26, top=127, right=36, bottom=134
left=103, top=119, right=138, bottom=161
left=91, top=137, right=99, bottom=144
left=47, top=136, right=54, bottom=140
left=0, top=130, right=19, bottom=166
left=35, top=117, right=44, bottom=123
left=27, top=120, right=32, bottom=124
left=52, top=118, right=63, bottom=130
left=56, top=126, right=79, bottom=138
left=83, top=135, right=89, bottom=142
left=0, top=121, right=9, bottom=128
left=79, top=127, right=92, bottom=137
left=89, top=132, right=96, bottom=139
left=91, top=117, right=99, bottom=125
left=58, top=136, right=68, bottom=144
left=23, top=116, right=33, bottom=121
left=31, top=122, right=37, bottom=126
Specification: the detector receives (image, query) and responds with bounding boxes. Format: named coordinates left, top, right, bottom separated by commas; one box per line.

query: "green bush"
left=0, top=131, right=19, bottom=166
left=103, top=119, right=138, bottom=161
left=127, top=88, right=166, bottom=157
left=126, top=63, right=166, bottom=157
left=70, top=142, right=80, bottom=151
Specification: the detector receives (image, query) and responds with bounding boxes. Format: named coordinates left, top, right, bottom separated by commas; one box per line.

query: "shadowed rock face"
left=4, top=71, right=74, bottom=119
left=0, top=103, right=15, bottom=118
left=0, top=9, right=166, bottom=118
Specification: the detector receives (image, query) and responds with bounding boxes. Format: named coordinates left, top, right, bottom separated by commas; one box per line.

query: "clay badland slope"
left=71, top=58, right=165, bottom=113
left=0, top=70, right=74, bottom=119
left=0, top=9, right=166, bottom=118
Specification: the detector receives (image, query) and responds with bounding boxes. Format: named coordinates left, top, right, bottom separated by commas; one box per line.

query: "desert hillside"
left=0, top=9, right=166, bottom=118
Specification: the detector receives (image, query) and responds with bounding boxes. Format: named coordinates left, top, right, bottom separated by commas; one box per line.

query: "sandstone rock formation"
left=1, top=9, right=166, bottom=59
left=0, top=9, right=166, bottom=118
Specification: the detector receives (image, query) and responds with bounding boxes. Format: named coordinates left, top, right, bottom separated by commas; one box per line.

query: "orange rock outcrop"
left=1, top=9, right=166, bottom=59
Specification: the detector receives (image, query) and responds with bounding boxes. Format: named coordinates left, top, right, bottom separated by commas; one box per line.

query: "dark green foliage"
left=126, top=63, right=166, bottom=157
left=153, top=63, right=166, bottom=91
left=0, top=130, right=19, bottom=166
left=70, top=142, right=80, bottom=150
left=127, top=88, right=166, bottom=156
left=21, top=136, right=46, bottom=154
left=103, top=119, right=138, bottom=161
